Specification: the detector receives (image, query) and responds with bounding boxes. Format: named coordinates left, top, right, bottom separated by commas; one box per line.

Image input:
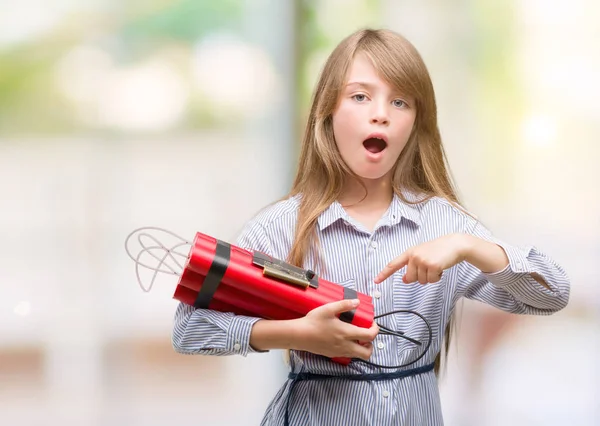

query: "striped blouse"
left=172, top=192, right=570, bottom=425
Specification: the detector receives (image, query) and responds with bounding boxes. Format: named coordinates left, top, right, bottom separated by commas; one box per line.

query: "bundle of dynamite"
left=125, top=227, right=431, bottom=368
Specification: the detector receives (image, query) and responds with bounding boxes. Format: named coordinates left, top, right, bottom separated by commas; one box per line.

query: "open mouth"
left=363, top=137, right=387, bottom=154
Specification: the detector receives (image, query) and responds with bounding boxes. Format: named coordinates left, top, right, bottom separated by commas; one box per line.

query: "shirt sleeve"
left=458, top=218, right=570, bottom=315
left=171, top=219, right=273, bottom=356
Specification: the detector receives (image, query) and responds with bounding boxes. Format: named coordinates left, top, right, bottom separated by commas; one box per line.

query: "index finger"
left=345, top=322, right=379, bottom=342
left=374, top=252, right=408, bottom=283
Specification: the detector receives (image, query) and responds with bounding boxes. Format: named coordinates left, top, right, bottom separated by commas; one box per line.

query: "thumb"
left=322, top=298, right=360, bottom=316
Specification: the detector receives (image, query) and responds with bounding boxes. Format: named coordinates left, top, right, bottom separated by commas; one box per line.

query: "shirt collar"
left=387, top=190, right=422, bottom=228
left=317, top=199, right=348, bottom=231
left=317, top=190, right=422, bottom=231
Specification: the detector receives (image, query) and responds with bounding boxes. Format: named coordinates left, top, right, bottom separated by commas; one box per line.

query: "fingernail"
left=351, top=299, right=360, bottom=307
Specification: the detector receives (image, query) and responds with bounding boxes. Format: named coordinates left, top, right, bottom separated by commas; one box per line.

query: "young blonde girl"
left=172, top=28, right=570, bottom=425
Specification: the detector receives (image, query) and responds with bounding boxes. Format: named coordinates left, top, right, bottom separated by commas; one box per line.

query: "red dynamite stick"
left=173, top=232, right=375, bottom=365
left=178, top=268, right=302, bottom=320
left=174, top=280, right=259, bottom=319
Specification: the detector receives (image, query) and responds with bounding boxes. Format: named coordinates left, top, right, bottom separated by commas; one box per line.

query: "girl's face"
left=332, top=52, right=416, bottom=182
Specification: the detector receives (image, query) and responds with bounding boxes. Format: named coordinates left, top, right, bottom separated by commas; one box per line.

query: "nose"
left=369, top=102, right=389, bottom=126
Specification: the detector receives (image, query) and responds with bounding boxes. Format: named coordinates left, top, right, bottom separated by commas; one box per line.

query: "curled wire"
left=124, top=227, right=192, bottom=292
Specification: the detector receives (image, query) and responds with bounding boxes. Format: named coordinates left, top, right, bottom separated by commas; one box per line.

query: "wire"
left=124, top=226, right=192, bottom=292
left=352, top=309, right=433, bottom=370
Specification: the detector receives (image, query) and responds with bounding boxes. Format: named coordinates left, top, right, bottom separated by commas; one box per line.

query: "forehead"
left=344, top=52, right=393, bottom=91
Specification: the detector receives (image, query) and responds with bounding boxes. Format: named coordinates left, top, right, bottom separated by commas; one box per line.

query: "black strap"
left=339, top=287, right=357, bottom=323
left=289, top=361, right=435, bottom=382
left=284, top=362, right=435, bottom=426
left=193, top=240, right=231, bottom=309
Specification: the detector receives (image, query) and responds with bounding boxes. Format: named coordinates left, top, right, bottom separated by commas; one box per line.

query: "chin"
left=352, top=166, right=393, bottom=182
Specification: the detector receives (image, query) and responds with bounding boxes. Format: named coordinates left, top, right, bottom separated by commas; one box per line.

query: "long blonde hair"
left=288, top=28, right=462, bottom=375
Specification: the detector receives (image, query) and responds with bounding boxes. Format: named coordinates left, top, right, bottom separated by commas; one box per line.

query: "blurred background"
left=1, top=0, right=598, bottom=425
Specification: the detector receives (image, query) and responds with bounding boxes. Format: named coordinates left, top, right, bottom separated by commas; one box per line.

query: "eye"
left=352, top=94, right=367, bottom=102
left=392, top=99, right=407, bottom=108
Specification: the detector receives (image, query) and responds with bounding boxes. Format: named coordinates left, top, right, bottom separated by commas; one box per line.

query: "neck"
left=338, top=175, right=394, bottom=209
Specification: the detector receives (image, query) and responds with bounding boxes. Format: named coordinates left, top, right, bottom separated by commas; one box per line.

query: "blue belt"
left=284, top=362, right=436, bottom=426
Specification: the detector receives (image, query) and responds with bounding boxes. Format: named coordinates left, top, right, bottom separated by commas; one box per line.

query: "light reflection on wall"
left=53, top=38, right=283, bottom=132
left=192, top=33, right=284, bottom=121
